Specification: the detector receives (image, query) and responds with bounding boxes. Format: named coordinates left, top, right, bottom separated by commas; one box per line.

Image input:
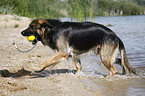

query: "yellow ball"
left=27, top=35, right=35, bottom=42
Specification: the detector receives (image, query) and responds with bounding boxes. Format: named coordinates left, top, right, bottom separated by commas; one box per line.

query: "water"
left=61, top=16, right=145, bottom=96
left=94, top=16, right=145, bottom=72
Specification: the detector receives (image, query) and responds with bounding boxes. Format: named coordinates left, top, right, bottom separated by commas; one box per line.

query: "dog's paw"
left=31, top=70, right=37, bottom=75
left=31, top=70, right=47, bottom=77
left=75, top=70, right=84, bottom=75
left=31, top=70, right=41, bottom=74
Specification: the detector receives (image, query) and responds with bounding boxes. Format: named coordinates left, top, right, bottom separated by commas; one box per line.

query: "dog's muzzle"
left=21, top=31, right=38, bottom=45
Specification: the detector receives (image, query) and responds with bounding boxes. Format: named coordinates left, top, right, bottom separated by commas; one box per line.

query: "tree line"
left=0, top=0, right=145, bottom=21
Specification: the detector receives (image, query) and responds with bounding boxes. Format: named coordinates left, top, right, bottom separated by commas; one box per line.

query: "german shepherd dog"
left=21, top=19, right=136, bottom=76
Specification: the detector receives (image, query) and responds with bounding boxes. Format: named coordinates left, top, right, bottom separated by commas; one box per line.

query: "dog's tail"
left=118, top=38, right=137, bottom=75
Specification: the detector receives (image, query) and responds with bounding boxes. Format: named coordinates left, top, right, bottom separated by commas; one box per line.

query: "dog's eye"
left=30, top=25, right=41, bottom=30
left=30, top=25, right=36, bottom=29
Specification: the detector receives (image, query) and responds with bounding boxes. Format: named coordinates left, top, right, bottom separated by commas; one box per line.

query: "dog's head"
left=21, top=19, right=53, bottom=45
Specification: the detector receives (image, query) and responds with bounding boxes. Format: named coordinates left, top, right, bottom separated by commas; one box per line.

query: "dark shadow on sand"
left=0, top=68, right=77, bottom=78
left=30, top=69, right=77, bottom=78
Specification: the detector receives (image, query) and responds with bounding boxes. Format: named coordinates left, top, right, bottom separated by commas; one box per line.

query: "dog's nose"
left=21, top=31, right=25, bottom=36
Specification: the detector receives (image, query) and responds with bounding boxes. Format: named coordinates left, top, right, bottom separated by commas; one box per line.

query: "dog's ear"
left=41, top=22, right=53, bottom=29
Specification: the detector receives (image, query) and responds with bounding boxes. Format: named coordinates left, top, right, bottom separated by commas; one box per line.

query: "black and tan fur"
left=21, top=19, right=136, bottom=76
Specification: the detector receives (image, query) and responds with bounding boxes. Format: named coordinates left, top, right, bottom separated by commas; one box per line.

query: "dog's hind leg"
left=100, top=44, right=118, bottom=76
left=115, top=58, right=126, bottom=75
left=35, top=52, right=68, bottom=72
left=73, top=55, right=82, bottom=73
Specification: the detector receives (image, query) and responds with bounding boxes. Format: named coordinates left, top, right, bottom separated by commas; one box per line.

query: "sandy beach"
left=0, top=15, right=99, bottom=96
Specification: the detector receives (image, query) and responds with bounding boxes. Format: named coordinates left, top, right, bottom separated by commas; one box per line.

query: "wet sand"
left=0, top=15, right=99, bottom=96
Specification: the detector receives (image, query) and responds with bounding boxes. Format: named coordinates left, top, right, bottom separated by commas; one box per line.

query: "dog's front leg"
left=73, top=55, right=82, bottom=73
left=35, top=52, right=68, bottom=72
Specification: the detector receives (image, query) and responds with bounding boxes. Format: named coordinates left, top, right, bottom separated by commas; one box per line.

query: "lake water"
left=61, top=15, right=145, bottom=96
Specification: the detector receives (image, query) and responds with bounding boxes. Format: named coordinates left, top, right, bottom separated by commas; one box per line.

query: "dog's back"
left=57, top=22, right=119, bottom=51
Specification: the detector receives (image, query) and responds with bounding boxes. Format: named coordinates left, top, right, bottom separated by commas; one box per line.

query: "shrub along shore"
left=0, top=0, right=145, bottom=21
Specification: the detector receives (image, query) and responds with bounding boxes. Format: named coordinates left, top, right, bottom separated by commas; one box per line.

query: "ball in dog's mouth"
left=27, top=35, right=35, bottom=42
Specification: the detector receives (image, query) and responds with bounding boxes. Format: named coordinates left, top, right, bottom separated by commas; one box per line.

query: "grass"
left=0, top=0, right=145, bottom=21
left=12, top=14, right=21, bottom=21
left=0, top=3, right=14, bottom=14
left=14, top=24, right=19, bottom=28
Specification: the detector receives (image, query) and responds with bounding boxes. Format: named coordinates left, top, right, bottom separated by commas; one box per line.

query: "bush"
left=0, top=0, right=144, bottom=19
left=97, top=0, right=145, bottom=16
left=14, top=0, right=65, bottom=18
